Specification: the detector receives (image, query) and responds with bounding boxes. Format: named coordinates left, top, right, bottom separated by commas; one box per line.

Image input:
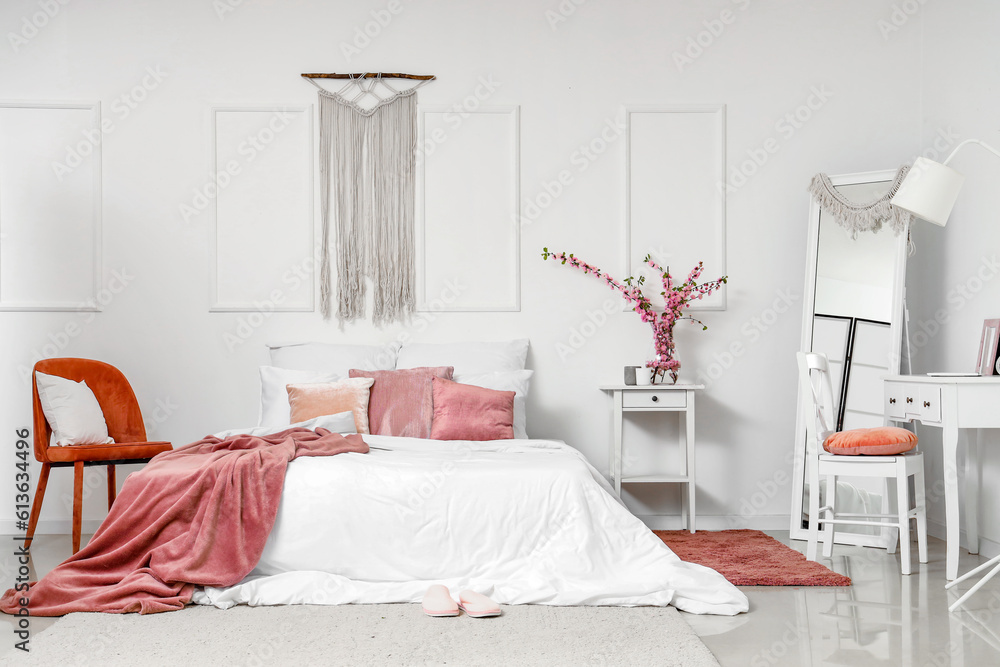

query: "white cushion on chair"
left=35, top=371, right=115, bottom=447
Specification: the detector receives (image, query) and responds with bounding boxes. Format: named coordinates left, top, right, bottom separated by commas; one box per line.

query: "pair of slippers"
left=422, top=585, right=501, bottom=618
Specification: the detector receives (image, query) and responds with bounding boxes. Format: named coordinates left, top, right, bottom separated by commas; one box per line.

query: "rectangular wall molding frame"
left=0, top=101, right=102, bottom=311
left=624, top=105, right=727, bottom=311
left=210, top=105, right=314, bottom=312
left=416, top=105, right=520, bottom=312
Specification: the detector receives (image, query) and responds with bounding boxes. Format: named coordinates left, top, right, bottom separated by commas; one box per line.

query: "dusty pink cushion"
left=823, top=427, right=917, bottom=456
left=349, top=367, right=453, bottom=438
left=430, top=377, right=515, bottom=441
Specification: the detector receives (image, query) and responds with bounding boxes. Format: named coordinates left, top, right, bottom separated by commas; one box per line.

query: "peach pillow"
left=430, top=377, right=515, bottom=441
left=286, top=378, right=375, bottom=434
left=349, top=367, right=454, bottom=438
left=823, top=427, right=917, bottom=456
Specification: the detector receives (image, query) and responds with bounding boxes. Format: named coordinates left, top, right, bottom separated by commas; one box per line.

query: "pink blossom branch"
left=542, top=248, right=727, bottom=383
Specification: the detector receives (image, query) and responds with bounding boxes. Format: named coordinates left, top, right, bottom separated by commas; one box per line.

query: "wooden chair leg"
left=24, top=463, right=50, bottom=549
left=72, top=462, right=84, bottom=554
left=107, top=465, right=116, bottom=511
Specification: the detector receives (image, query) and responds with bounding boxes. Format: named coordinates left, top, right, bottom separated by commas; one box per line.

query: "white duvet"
left=193, top=434, right=749, bottom=615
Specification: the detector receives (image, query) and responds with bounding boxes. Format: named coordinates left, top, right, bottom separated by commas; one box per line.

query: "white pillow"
left=214, top=412, right=358, bottom=441
left=267, top=342, right=400, bottom=374
left=397, top=339, right=529, bottom=376
left=34, top=371, right=115, bottom=447
left=259, top=366, right=341, bottom=427
left=453, top=370, right=533, bottom=439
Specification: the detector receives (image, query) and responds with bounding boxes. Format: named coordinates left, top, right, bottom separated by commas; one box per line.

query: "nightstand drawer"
left=623, top=391, right=686, bottom=409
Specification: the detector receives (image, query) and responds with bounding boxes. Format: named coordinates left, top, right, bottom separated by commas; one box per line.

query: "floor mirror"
left=789, top=168, right=911, bottom=546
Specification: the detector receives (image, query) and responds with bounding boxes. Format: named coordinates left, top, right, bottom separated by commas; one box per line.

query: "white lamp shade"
left=890, top=157, right=965, bottom=227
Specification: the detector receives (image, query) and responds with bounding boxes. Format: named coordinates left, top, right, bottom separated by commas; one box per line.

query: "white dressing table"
left=884, top=375, right=1000, bottom=580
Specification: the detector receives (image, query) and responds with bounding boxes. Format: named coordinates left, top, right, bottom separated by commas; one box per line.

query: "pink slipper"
left=457, top=590, right=501, bottom=618
left=422, top=585, right=459, bottom=617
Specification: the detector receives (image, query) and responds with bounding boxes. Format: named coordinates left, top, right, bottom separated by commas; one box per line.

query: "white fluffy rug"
left=0, top=604, right=720, bottom=666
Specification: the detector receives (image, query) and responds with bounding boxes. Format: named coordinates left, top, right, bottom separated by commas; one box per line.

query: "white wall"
left=908, top=0, right=1000, bottom=557
left=0, top=0, right=923, bottom=533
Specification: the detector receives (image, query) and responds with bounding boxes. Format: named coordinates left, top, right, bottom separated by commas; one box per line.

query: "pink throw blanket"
left=0, top=428, right=368, bottom=616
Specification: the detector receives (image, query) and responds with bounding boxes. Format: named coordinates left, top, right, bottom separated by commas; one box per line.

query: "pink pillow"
left=430, top=377, right=515, bottom=441
left=823, top=427, right=917, bottom=456
left=349, top=367, right=454, bottom=438
left=286, top=378, right=375, bottom=434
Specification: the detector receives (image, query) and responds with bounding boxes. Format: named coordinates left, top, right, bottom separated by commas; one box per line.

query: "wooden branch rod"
left=301, top=73, right=436, bottom=80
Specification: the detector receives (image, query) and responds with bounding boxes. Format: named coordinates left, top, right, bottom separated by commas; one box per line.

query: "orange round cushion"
left=823, top=427, right=917, bottom=456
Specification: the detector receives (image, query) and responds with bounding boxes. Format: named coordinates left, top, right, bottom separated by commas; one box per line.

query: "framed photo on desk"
left=976, top=319, right=1000, bottom=376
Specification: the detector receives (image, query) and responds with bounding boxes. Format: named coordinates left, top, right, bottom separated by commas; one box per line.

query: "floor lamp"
left=891, top=139, right=1000, bottom=225
left=891, top=138, right=1000, bottom=612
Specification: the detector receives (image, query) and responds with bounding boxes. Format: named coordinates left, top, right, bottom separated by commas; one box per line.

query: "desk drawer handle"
left=651, top=395, right=659, bottom=403
left=889, top=398, right=896, bottom=404
left=906, top=397, right=913, bottom=404
left=924, top=401, right=931, bottom=408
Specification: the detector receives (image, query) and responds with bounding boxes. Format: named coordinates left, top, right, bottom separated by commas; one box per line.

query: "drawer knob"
left=651, top=395, right=659, bottom=403
left=924, top=401, right=931, bottom=408
left=906, top=397, right=913, bottom=404
left=889, top=398, right=896, bottom=404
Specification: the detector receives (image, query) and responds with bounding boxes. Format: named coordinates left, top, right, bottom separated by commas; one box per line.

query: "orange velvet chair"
left=26, top=358, right=173, bottom=554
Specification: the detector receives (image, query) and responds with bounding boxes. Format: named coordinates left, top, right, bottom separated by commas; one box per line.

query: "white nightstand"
left=600, top=384, right=703, bottom=533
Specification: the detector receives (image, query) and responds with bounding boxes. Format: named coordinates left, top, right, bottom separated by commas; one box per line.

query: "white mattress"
left=194, top=435, right=748, bottom=615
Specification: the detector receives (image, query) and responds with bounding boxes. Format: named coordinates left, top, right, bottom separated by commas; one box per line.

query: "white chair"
left=798, top=352, right=928, bottom=575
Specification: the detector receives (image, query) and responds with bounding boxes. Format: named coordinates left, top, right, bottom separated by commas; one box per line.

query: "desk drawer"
left=623, top=391, right=686, bottom=409
left=885, top=382, right=941, bottom=424
left=885, top=383, right=907, bottom=419
left=918, top=386, right=942, bottom=423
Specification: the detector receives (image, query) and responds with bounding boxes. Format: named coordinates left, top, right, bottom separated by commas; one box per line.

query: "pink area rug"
left=655, top=529, right=851, bottom=587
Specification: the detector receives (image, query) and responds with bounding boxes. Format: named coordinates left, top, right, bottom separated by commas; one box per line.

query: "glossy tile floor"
left=687, top=532, right=1000, bottom=666
left=1, top=531, right=999, bottom=666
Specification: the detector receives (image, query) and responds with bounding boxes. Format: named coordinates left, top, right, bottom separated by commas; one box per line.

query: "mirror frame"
left=789, top=169, right=911, bottom=545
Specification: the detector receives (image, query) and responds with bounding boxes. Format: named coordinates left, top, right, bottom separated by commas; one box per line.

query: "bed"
left=193, top=431, right=748, bottom=616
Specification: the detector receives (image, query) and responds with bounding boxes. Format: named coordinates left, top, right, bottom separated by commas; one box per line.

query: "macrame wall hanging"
left=303, top=72, right=435, bottom=325
left=808, top=164, right=913, bottom=238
